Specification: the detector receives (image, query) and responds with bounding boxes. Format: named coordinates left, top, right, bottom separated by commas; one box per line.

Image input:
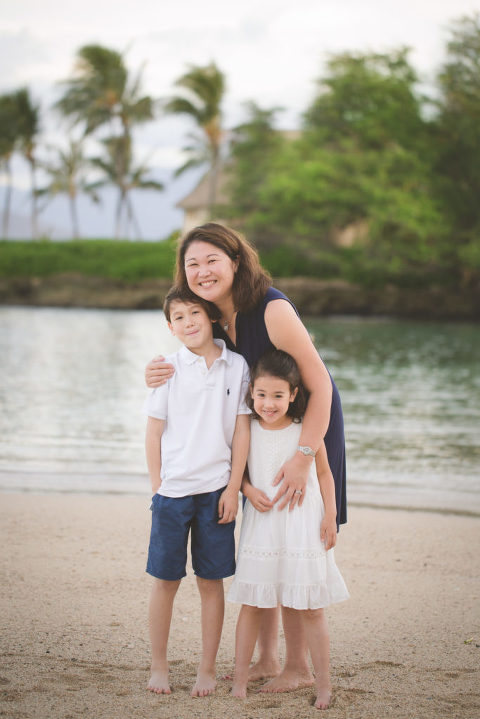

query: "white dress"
left=228, top=420, right=349, bottom=610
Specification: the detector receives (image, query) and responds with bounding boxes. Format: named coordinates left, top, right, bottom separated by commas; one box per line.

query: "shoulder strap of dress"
left=264, top=286, right=300, bottom=318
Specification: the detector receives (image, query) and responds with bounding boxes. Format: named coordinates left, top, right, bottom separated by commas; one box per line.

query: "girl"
left=227, top=350, right=349, bottom=709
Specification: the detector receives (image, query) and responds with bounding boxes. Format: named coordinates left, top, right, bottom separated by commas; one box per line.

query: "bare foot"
left=259, top=668, right=315, bottom=693
left=248, top=659, right=281, bottom=682
left=314, top=687, right=332, bottom=709
left=147, top=669, right=171, bottom=694
left=230, top=682, right=247, bottom=698
left=191, top=671, right=216, bottom=697
left=221, top=659, right=281, bottom=682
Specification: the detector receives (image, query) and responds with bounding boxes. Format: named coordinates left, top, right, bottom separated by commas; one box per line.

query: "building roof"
left=176, top=165, right=232, bottom=210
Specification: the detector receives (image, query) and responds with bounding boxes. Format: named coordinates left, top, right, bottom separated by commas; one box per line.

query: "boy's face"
left=167, top=300, right=214, bottom=355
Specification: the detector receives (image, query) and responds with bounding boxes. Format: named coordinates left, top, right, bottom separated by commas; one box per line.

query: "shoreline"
left=1, top=493, right=479, bottom=719
left=2, top=486, right=480, bottom=519
left=1, top=273, right=479, bottom=320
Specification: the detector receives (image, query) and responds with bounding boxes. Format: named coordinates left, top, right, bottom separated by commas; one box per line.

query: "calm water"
left=1, top=306, right=479, bottom=514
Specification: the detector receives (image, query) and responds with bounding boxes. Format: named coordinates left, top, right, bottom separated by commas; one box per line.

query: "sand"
left=1, top=493, right=479, bottom=719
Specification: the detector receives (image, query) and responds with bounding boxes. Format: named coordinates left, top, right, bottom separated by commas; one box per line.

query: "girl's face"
left=251, top=375, right=298, bottom=430
left=184, top=240, right=238, bottom=306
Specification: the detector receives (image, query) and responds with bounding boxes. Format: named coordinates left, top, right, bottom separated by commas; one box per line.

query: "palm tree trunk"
left=69, top=192, right=80, bottom=239
left=115, top=190, right=125, bottom=239
left=126, top=193, right=142, bottom=240
left=29, top=157, right=38, bottom=239
left=2, top=158, right=13, bottom=239
left=207, top=148, right=219, bottom=218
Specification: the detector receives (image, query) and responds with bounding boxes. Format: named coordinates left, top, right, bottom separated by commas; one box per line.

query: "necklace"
left=222, top=311, right=236, bottom=331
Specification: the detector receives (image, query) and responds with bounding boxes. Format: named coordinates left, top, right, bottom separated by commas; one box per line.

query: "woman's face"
left=184, top=240, right=238, bottom=306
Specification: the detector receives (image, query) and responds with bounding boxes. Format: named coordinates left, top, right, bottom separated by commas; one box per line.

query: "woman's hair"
left=163, top=284, right=221, bottom=323
left=247, top=349, right=307, bottom=421
left=174, top=222, right=272, bottom=313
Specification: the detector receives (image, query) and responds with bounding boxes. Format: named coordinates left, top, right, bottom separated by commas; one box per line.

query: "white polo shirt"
left=144, top=339, right=250, bottom=497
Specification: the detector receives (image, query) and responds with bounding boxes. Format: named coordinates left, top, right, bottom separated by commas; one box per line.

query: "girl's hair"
left=163, top=284, right=221, bottom=323
left=174, top=222, right=272, bottom=313
left=247, top=349, right=307, bottom=421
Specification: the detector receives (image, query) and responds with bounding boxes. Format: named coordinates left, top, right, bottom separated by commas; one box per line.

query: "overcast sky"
left=1, top=0, right=479, bottom=236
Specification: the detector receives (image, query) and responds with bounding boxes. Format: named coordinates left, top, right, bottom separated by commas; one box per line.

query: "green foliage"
left=0, top=237, right=177, bottom=282
left=434, top=14, right=480, bottom=241
left=224, top=42, right=477, bottom=286
left=304, top=50, right=425, bottom=151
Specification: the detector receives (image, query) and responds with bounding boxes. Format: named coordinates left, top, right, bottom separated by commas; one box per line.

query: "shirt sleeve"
left=143, top=383, right=169, bottom=420
left=237, top=358, right=251, bottom=415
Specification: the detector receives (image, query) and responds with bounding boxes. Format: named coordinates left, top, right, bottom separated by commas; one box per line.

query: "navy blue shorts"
left=146, top=487, right=236, bottom=581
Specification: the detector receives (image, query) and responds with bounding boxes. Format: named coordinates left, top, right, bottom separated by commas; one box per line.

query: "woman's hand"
left=272, top=452, right=311, bottom=511
left=145, top=355, right=175, bottom=388
left=320, top=513, right=337, bottom=550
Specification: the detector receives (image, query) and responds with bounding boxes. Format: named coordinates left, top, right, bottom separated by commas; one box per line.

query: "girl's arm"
left=265, top=299, right=333, bottom=511
left=145, top=416, right=165, bottom=494
left=241, top=470, right=274, bottom=513
left=145, top=355, right=175, bottom=388
left=315, top=443, right=337, bottom=550
left=218, top=414, right=250, bottom=524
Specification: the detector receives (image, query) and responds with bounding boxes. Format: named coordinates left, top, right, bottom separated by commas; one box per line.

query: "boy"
left=144, top=285, right=250, bottom=697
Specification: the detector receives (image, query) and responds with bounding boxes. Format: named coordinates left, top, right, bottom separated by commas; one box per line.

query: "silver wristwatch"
left=297, top=445, right=316, bottom=457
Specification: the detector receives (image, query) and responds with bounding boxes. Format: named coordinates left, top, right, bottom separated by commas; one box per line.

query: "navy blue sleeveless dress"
left=213, top=287, right=347, bottom=527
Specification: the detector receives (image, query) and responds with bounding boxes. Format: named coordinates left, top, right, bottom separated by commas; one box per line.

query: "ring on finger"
left=294, top=490, right=303, bottom=495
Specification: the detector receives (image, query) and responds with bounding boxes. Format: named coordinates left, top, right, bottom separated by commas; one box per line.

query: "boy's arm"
left=145, top=416, right=165, bottom=494
left=218, top=414, right=250, bottom=524
left=315, top=441, right=338, bottom=550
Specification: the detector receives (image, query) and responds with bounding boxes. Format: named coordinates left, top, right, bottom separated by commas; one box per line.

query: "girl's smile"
left=251, top=375, right=298, bottom=430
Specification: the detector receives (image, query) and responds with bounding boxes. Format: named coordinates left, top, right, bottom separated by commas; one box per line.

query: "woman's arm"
left=145, top=355, right=175, bottom=388
left=265, top=298, right=333, bottom=510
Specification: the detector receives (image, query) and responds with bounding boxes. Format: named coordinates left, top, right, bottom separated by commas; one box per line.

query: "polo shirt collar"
left=178, top=339, right=231, bottom=366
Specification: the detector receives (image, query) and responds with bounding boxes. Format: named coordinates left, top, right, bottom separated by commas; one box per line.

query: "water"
left=1, top=306, right=479, bottom=514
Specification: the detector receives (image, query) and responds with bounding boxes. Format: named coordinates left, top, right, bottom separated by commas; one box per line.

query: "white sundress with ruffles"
left=227, top=419, right=349, bottom=610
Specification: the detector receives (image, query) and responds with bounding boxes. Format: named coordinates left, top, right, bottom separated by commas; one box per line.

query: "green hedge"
left=0, top=237, right=456, bottom=288
left=0, top=237, right=178, bottom=281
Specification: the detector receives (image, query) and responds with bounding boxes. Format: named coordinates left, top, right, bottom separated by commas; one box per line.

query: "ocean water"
left=0, top=306, right=479, bottom=515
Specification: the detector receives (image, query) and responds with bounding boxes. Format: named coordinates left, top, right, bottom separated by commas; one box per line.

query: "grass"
left=0, top=237, right=177, bottom=282
left=0, top=236, right=457, bottom=289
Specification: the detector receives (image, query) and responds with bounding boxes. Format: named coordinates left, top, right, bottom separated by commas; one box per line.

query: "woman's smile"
left=184, top=240, right=237, bottom=304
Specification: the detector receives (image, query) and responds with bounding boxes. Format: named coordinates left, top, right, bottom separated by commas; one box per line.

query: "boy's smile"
left=168, top=300, right=214, bottom=356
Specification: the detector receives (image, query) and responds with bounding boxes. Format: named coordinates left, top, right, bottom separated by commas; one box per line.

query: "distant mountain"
left=0, top=167, right=203, bottom=240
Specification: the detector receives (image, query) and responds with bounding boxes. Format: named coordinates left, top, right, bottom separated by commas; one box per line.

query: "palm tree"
left=56, top=44, right=155, bottom=237
left=15, top=89, right=40, bottom=238
left=56, top=44, right=154, bottom=140
left=0, top=93, right=18, bottom=238
left=89, top=135, right=164, bottom=239
left=37, top=139, right=99, bottom=239
left=165, top=62, right=226, bottom=214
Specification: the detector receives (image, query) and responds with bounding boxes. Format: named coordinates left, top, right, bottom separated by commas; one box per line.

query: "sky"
left=1, top=0, right=479, bottom=238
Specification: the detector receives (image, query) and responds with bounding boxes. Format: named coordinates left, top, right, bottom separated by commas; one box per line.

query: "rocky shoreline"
left=0, top=273, right=478, bottom=320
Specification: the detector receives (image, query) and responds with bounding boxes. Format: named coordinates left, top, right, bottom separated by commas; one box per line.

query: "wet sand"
left=1, top=493, right=479, bottom=719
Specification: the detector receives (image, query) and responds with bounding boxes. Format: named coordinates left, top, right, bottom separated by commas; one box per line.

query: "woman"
left=145, top=222, right=346, bottom=692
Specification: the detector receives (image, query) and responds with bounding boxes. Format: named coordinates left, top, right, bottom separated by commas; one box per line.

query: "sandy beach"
left=1, top=493, right=479, bottom=719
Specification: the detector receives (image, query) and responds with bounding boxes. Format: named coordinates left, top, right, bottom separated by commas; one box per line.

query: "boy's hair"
left=247, top=349, right=307, bottom=421
left=163, top=285, right=221, bottom=323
